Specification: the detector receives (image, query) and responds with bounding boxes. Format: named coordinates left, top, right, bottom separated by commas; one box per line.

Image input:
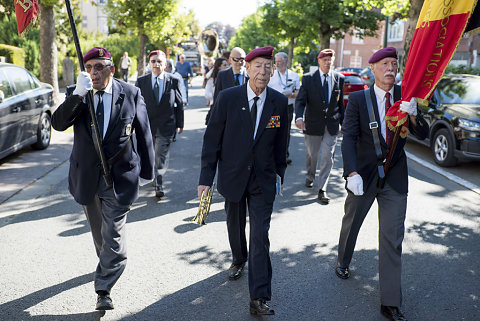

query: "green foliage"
left=0, top=43, right=26, bottom=66
left=445, top=64, right=480, bottom=76
left=229, top=11, right=280, bottom=53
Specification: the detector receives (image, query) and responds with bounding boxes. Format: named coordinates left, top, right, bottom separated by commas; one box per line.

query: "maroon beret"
left=245, top=46, right=274, bottom=62
left=148, top=50, right=166, bottom=60
left=83, top=47, right=111, bottom=63
left=317, top=49, right=335, bottom=59
left=368, top=47, right=398, bottom=64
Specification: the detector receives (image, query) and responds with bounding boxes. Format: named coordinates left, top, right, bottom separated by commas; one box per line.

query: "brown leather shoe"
left=228, top=262, right=245, bottom=280
left=380, top=305, right=407, bottom=321
left=250, top=299, right=274, bottom=315
left=335, top=266, right=350, bottom=279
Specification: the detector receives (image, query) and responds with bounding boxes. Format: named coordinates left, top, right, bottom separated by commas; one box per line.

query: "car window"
left=0, top=69, right=13, bottom=100
left=345, top=75, right=364, bottom=84
left=2, top=66, right=34, bottom=94
left=437, top=77, right=480, bottom=104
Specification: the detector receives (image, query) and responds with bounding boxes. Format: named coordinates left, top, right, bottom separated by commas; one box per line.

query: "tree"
left=104, top=0, right=176, bottom=76
left=39, top=0, right=59, bottom=97
left=228, top=11, right=279, bottom=53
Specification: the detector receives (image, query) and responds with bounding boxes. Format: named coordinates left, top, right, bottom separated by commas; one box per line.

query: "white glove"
left=399, top=97, right=418, bottom=116
left=73, top=71, right=93, bottom=97
left=347, top=174, right=364, bottom=196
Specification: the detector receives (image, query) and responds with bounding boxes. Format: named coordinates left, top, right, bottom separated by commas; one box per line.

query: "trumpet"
left=191, top=184, right=214, bottom=225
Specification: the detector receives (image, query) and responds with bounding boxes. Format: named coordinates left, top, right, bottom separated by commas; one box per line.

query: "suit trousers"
left=304, top=131, right=337, bottom=191
left=82, top=177, right=131, bottom=293
left=154, top=134, right=173, bottom=187
left=224, top=170, right=274, bottom=300
left=286, top=104, right=294, bottom=158
left=337, top=180, right=407, bottom=307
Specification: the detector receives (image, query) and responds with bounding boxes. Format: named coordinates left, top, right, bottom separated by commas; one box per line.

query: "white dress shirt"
left=268, top=68, right=300, bottom=105
left=92, top=77, right=113, bottom=138
left=319, top=69, right=332, bottom=102
left=373, top=84, right=394, bottom=141
left=246, top=81, right=267, bottom=139
left=151, top=72, right=165, bottom=100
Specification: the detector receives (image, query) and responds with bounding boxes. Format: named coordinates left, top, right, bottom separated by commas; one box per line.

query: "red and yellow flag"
left=14, top=0, right=39, bottom=38
left=386, top=0, right=479, bottom=138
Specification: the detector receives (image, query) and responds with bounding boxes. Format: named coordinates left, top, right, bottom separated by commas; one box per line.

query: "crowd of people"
left=52, top=44, right=427, bottom=321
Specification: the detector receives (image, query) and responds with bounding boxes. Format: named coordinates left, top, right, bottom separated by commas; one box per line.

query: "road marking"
left=406, top=151, right=480, bottom=195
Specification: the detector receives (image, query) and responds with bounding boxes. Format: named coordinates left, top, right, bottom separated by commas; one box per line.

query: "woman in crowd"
left=204, top=57, right=228, bottom=124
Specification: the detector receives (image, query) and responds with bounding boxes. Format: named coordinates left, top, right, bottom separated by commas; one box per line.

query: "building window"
left=351, top=30, right=364, bottom=44
left=388, top=20, right=405, bottom=42
left=350, top=55, right=362, bottom=68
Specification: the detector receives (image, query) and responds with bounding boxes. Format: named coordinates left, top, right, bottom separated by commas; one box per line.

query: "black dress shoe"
left=318, top=189, right=330, bottom=204
left=228, top=262, right=245, bottom=280
left=155, top=186, right=164, bottom=198
left=380, top=305, right=407, bottom=321
left=286, top=158, right=292, bottom=165
left=250, top=299, right=275, bottom=315
left=305, top=179, right=314, bottom=188
left=335, top=266, right=350, bottom=279
left=96, top=293, right=114, bottom=310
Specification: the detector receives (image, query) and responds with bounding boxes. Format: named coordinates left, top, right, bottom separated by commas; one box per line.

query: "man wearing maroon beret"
left=335, top=47, right=428, bottom=321
left=198, top=46, right=288, bottom=316
left=52, top=46, right=155, bottom=310
left=295, top=48, right=345, bottom=204
left=135, top=50, right=184, bottom=198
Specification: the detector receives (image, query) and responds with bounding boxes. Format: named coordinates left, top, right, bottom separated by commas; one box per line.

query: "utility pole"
left=384, top=16, right=389, bottom=48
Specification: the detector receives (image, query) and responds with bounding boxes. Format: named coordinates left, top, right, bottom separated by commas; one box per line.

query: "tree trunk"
left=39, top=3, right=59, bottom=98
left=400, top=0, right=425, bottom=75
left=138, top=32, right=148, bottom=76
left=320, top=35, right=330, bottom=50
left=286, top=37, right=295, bottom=68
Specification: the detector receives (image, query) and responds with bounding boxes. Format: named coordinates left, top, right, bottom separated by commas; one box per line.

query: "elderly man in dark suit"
left=52, top=47, right=155, bottom=310
left=335, top=47, right=429, bottom=321
left=198, top=46, right=288, bottom=316
left=213, top=47, right=247, bottom=101
left=295, top=49, right=345, bottom=204
left=135, top=50, right=184, bottom=198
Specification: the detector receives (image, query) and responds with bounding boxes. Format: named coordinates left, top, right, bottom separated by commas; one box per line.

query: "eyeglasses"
left=149, top=59, right=164, bottom=64
left=231, top=57, right=245, bottom=63
left=85, top=63, right=111, bottom=72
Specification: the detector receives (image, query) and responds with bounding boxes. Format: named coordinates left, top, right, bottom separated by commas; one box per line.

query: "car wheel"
left=32, top=112, right=51, bottom=150
left=432, top=128, right=457, bottom=167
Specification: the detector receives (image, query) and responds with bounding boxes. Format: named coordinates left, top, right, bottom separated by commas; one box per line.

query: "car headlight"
left=458, top=118, right=480, bottom=132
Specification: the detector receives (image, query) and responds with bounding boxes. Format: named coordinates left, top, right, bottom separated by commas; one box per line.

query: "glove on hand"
left=73, top=71, right=93, bottom=97
left=347, top=174, right=364, bottom=196
left=399, top=97, right=418, bottom=116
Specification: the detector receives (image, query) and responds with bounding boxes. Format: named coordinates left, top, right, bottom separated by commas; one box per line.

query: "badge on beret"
left=266, top=115, right=280, bottom=128
left=98, top=49, right=103, bottom=57
left=125, top=123, right=132, bottom=136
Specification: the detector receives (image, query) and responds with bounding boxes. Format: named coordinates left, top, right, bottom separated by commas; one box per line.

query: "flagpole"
left=64, top=0, right=112, bottom=187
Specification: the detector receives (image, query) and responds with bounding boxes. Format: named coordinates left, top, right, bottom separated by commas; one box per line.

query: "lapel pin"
left=242, top=107, right=246, bottom=110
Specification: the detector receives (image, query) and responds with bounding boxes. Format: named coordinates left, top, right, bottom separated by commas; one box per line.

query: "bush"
left=445, top=64, right=480, bottom=75
left=0, top=44, right=26, bottom=66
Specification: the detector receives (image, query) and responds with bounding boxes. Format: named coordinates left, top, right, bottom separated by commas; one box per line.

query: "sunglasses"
left=85, top=63, right=111, bottom=72
left=231, top=57, right=245, bottom=63
left=150, top=59, right=164, bottom=64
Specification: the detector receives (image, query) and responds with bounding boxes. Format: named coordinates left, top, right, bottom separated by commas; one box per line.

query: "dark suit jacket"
left=213, top=67, right=248, bottom=101
left=341, top=85, right=429, bottom=194
left=199, top=85, right=289, bottom=204
left=135, top=73, right=184, bottom=137
left=295, top=70, right=345, bottom=136
left=52, top=78, right=155, bottom=206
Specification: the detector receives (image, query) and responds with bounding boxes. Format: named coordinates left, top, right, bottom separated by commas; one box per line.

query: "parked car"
left=0, top=63, right=54, bottom=160
left=336, top=67, right=363, bottom=74
left=413, top=74, right=480, bottom=166
left=360, top=66, right=375, bottom=87
left=340, top=71, right=368, bottom=107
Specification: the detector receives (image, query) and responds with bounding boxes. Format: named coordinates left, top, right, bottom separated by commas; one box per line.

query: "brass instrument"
left=191, top=184, right=214, bottom=225
left=197, top=29, right=219, bottom=58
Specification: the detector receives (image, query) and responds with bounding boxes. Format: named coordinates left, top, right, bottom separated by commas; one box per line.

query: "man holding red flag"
left=335, top=47, right=429, bottom=321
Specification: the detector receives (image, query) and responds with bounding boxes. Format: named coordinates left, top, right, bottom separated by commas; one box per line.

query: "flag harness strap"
left=364, top=89, right=386, bottom=184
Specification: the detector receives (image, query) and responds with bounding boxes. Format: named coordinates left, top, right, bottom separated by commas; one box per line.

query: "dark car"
left=340, top=71, right=368, bottom=107
left=0, top=63, right=54, bottom=160
left=414, top=74, right=480, bottom=166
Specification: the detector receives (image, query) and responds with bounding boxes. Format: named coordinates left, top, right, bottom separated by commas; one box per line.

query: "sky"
left=180, top=0, right=264, bottom=29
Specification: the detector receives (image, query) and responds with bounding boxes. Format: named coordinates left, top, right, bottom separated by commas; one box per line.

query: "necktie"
left=323, top=74, right=329, bottom=104
left=96, top=91, right=105, bottom=138
left=153, top=77, right=160, bottom=104
left=385, top=92, right=392, bottom=145
left=234, top=73, right=240, bottom=86
left=251, top=96, right=259, bottom=134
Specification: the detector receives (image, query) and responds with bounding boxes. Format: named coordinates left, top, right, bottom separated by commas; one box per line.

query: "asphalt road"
left=0, top=78, right=479, bottom=321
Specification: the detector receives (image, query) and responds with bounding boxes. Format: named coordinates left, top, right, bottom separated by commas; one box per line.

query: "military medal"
left=125, top=123, right=132, bottom=136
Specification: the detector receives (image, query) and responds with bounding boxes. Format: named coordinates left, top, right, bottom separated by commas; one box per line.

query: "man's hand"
left=197, top=185, right=210, bottom=198
left=346, top=173, right=364, bottom=196
left=72, top=72, right=93, bottom=97
left=177, top=128, right=183, bottom=134
left=295, top=119, right=305, bottom=130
